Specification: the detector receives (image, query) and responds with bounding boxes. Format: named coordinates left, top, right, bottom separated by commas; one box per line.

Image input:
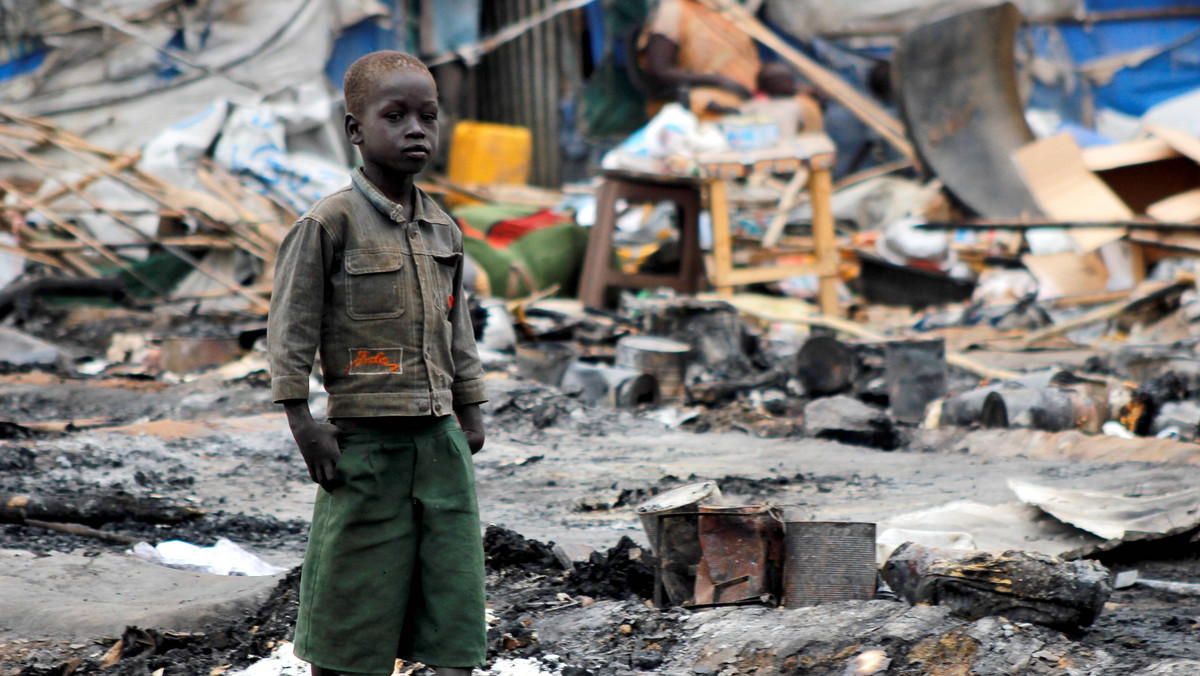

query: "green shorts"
left=293, top=415, right=487, bottom=673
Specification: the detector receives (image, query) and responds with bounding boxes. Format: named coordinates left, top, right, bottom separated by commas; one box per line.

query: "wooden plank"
left=0, top=112, right=124, bottom=159
left=1013, top=134, right=1131, bottom=252
left=0, top=137, right=270, bottom=312
left=708, top=179, right=735, bottom=297
left=0, top=177, right=160, bottom=290
left=24, top=237, right=238, bottom=251
left=171, top=282, right=274, bottom=302
left=0, top=242, right=72, bottom=269
left=833, top=158, right=915, bottom=191
left=761, top=168, right=809, bottom=250
left=194, top=167, right=280, bottom=261
left=201, top=162, right=292, bottom=244
left=29, top=153, right=142, bottom=211
left=721, top=294, right=1021, bottom=381
left=59, top=253, right=104, bottom=277
left=808, top=166, right=839, bottom=316
left=715, top=264, right=820, bottom=286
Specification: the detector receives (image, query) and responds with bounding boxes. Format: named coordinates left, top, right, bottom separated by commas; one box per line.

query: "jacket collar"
left=351, top=168, right=454, bottom=226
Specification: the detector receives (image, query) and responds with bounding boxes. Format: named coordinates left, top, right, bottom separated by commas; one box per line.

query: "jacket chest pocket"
left=344, top=250, right=406, bottom=320
left=431, top=252, right=461, bottom=318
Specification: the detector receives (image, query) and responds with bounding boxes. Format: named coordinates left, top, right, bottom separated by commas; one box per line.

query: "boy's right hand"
left=283, top=400, right=342, bottom=491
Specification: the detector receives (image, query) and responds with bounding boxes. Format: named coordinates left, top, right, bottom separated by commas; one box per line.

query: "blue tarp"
left=793, top=0, right=1200, bottom=147
left=326, top=18, right=400, bottom=88
left=0, top=40, right=46, bottom=84
left=1028, top=0, right=1200, bottom=119
left=323, top=0, right=482, bottom=88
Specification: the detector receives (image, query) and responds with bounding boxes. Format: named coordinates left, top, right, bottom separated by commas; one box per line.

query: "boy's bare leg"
left=311, top=667, right=390, bottom=676
left=311, top=665, right=470, bottom=675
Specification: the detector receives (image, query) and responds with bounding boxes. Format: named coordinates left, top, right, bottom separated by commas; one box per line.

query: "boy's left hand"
left=454, top=403, right=486, bottom=454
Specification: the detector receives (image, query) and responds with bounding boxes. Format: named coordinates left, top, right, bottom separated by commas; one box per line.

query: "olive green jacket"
left=268, top=169, right=486, bottom=418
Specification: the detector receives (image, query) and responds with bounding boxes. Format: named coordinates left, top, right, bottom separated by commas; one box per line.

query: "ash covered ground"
left=3, top=308, right=1200, bottom=675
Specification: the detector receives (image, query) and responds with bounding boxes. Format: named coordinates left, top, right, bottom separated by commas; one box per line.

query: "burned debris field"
left=1, top=300, right=1200, bottom=676
left=5, top=0, right=1200, bottom=674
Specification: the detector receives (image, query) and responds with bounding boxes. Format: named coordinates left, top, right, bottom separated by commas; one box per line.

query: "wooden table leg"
left=807, top=166, right=839, bottom=316
left=707, top=179, right=734, bottom=297
left=579, top=180, right=619, bottom=308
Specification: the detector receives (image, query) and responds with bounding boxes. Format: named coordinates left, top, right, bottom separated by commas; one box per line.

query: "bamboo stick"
left=24, top=518, right=146, bottom=546
left=0, top=138, right=270, bottom=312
left=727, top=299, right=1021, bottom=381
left=0, top=242, right=72, bottom=269
left=761, top=168, right=809, bottom=250
left=29, top=152, right=142, bottom=210
left=1021, top=300, right=1129, bottom=348
left=24, top=236, right=238, bottom=251
left=0, top=177, right=164, bottom=293
left=193, top=167, right=279, bottom=260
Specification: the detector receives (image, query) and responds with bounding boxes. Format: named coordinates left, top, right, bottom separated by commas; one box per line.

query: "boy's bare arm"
left=454, top=403, right=485, bottom=454
left=283, top=399, right=341, bottom=490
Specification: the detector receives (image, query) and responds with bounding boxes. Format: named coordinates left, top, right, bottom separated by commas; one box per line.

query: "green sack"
left=464, top=223, right=590, bottom=298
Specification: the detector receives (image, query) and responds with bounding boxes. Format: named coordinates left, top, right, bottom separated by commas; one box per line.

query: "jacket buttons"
left=418, top=400, right=430, bottom=412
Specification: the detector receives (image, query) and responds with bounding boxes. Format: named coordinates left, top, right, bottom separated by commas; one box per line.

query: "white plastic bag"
left=132, top=538, right=287, bottom=576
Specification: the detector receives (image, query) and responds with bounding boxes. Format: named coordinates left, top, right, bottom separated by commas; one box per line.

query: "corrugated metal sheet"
left=477, top=1, right=583, bottom=187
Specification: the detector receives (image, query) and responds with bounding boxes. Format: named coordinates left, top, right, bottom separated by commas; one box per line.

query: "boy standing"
left=268, top=51, right=487, bottom=676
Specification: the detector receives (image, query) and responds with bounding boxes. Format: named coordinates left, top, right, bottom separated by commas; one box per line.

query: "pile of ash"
left=484, top=525, right=653, bottom=602
left=20, top=567, right=302, bottom=676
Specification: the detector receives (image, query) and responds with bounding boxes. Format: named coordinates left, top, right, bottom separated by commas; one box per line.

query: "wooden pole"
left=808, top=163, right=839, bottom=316
left=708, top=179, right=735, bottom=297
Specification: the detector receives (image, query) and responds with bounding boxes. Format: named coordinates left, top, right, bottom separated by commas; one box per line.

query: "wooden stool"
left=578, top=171, right=706, bottom=309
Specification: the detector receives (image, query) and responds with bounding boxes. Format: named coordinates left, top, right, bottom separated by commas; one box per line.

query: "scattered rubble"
left=4, top=0, right=1200, bottom=674
left=802, top=395, right=899, bottom=450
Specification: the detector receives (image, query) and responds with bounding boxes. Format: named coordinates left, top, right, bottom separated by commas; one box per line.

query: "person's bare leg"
left=312, top=666, right=389, bottom=676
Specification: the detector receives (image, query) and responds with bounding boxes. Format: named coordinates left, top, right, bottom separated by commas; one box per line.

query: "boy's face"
left=346, top=69, right=440, bottom=178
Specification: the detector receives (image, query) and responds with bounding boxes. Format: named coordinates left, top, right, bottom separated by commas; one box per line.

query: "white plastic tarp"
left=1, top=0, right=336, bottom=153
left=763, top=0, right=1082, bottom=39
left=141, top=85, right=351, bottom=213
left=879, top=499, right=1100, bottom=559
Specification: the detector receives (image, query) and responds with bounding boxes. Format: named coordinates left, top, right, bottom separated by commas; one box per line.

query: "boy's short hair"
left=344, top=51, right=437, bottom=116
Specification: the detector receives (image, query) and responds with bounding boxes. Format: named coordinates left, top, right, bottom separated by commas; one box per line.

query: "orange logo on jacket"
left=345, top=349, right=401, bottom=373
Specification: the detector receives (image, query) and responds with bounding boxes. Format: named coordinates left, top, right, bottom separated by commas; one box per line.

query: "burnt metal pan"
left=895, top=2, right=1044, bottom=218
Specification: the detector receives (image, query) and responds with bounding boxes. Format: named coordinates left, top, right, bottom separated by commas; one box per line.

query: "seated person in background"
left=740, top=62, right=825, bottom=141
left=638, top=0, right=759, bottom=118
